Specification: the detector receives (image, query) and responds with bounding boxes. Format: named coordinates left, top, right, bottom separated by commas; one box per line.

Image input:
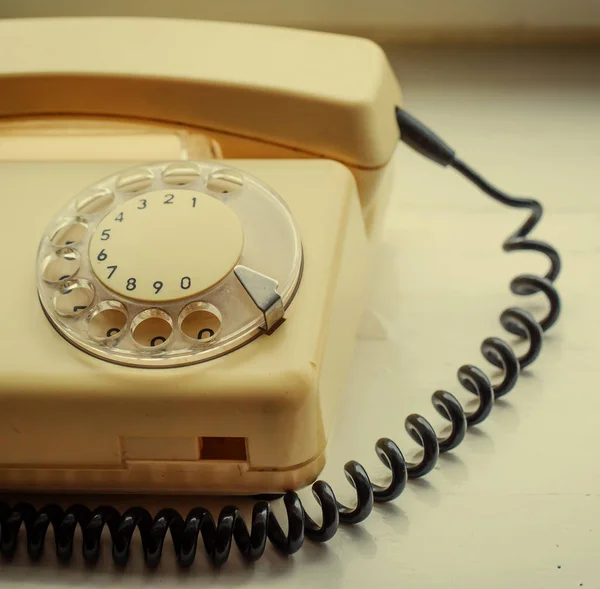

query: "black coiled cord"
left=0, top=109, right=561, bottom=569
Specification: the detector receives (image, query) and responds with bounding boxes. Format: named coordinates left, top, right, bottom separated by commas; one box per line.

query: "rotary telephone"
left=0, top=18, right=560, bottom=567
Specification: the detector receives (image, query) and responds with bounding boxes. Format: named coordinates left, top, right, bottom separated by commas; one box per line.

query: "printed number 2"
left=164, top=194, right=174, bottom=204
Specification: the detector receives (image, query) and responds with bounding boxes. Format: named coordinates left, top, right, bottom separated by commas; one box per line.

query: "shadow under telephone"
left=0, top=18, right=561, bottom=568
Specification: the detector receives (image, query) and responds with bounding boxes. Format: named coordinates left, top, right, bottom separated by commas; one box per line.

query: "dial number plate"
left=89, top=189, right=244, bottom=302
left=37, top=161, right=303, bottom=367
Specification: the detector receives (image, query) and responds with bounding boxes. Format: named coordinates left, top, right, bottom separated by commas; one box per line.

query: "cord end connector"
left=395, top=107, right=456, bottom=167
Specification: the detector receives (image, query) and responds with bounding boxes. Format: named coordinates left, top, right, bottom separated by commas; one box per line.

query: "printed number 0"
left=126, top=278, right=136, bottom=291
left=181, top=276, right=191, bottom=290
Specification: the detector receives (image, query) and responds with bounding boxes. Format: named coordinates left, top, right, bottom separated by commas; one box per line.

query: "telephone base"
left=0, top=452, right=326, bottom=496
left=0, top=159, right=371, bottom=494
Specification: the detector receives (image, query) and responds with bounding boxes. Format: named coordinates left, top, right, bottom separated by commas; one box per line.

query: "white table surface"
left=2, top=45, right=599, bottom=588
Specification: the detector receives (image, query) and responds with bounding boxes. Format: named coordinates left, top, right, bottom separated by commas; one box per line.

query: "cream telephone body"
left=0, top=18, right=401, bottom=494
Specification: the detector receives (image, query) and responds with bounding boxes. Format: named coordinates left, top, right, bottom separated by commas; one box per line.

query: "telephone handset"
left=0, top=18, right=561, bottom=568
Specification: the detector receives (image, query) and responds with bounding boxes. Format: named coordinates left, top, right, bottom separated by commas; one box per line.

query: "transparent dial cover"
left=36, top=161, right=303, bottom=367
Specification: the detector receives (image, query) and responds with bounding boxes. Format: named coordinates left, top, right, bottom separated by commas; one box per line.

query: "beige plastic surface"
left=0, top=118, right=223, bottom=161
left=0, top=18, right=402, bottom=169
left=0, top=16, right=394, bottom=493
left=0, top=116, right=392, bottom=234
left=89, top=189, right=244, bottom=301
left=0, top=158, right=368, bottom=494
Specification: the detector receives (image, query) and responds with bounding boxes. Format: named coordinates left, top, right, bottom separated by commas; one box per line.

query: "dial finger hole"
left=51, top=219, right=87, bottom=246
left=206, top=169, right=244, bottom=195
left=131, top=309, right=173, bottom=349
left=162, top=162, right=202, bottom=186
left=42, top=248, right=80, bottom=283
left=53, top=279, right=94, bottom=317
left=179, top=302, right=222, bottom=343
left=87, top=301, right=128, bottom=342
left=115, top=167, right=154, bottom=194
left=76, top=188, right=115, bottom=215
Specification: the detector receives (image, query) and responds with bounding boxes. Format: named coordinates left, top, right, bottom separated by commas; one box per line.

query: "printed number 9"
left=153, top=281, right=163, bottom=294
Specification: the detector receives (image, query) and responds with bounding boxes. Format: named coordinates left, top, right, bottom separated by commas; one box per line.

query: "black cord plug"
left=395, top=105, right=525, bottom=204
left=395, top=107, right=456, bottom=167
left=395, top=105, right=561, bottom=287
